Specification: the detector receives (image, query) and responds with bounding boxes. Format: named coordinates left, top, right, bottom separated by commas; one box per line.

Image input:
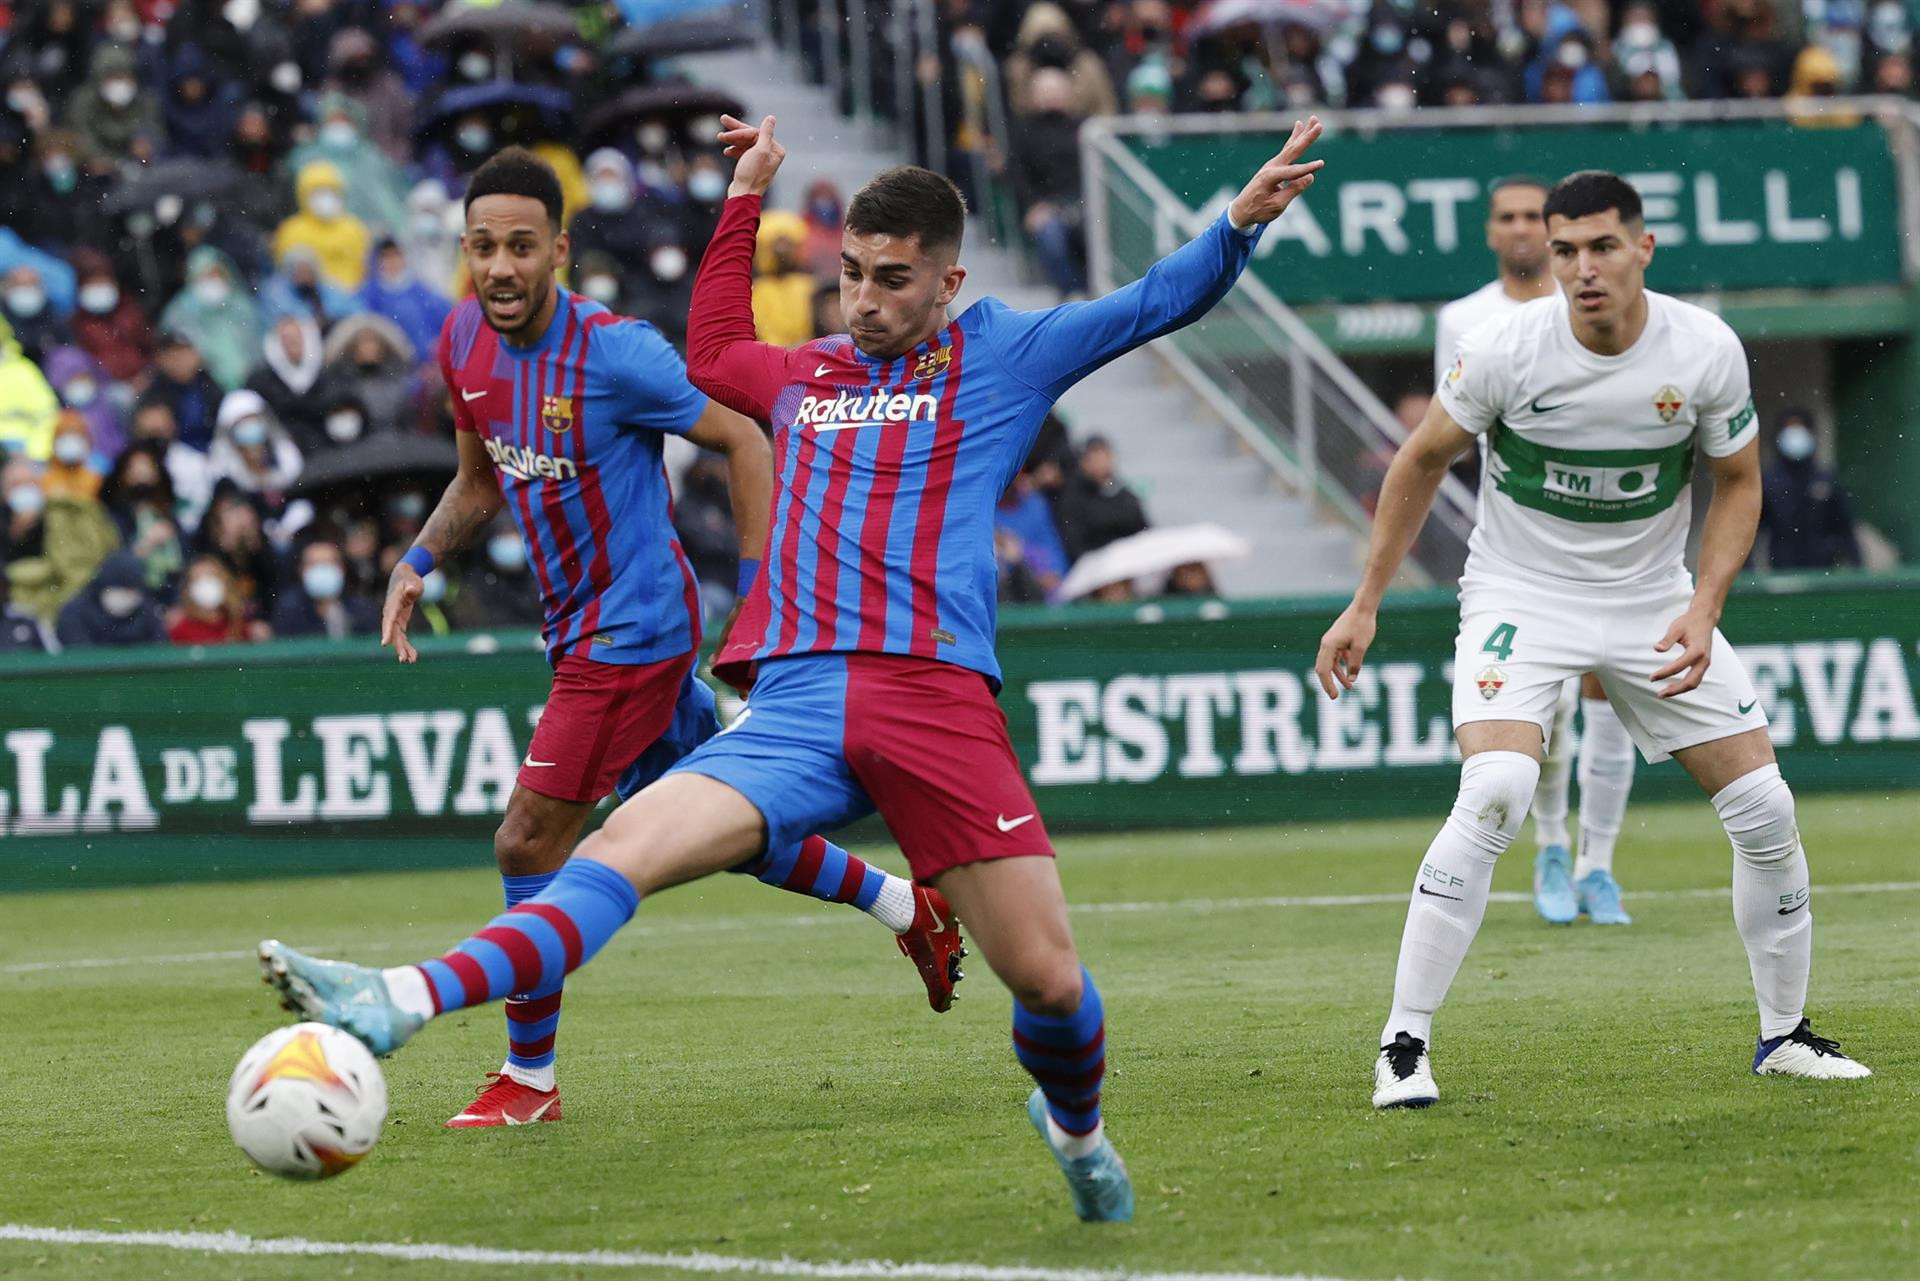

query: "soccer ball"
left=226, top=1023, right=386, bottom=1179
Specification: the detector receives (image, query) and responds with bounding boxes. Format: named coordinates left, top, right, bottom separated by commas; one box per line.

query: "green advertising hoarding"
left=1, top=577, right=1916, bottom=890
left=1114, top=115, right=1906, bottom=304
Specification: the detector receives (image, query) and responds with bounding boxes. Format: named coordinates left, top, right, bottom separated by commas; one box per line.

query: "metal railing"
left=1083, top=123, right=1478, bottom=582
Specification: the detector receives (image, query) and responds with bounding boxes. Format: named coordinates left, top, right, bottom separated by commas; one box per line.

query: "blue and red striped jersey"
left=688, top=194, right=1261, bottom=688
left=438, top=291, right=710, bottom=666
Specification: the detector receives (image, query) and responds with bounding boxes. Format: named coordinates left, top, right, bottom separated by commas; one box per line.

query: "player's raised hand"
left=1229, top=115, right=1326, bottom=228
left=1315, top=601, right=1376, bottom=700
left=717, top=114, right=785, bottom=199
left=1651, top=605, right=1715, bottom=699
left=381, top=564, right=424, bottom=664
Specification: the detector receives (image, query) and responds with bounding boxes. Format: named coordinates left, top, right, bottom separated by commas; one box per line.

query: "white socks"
left=501, top=1060, right=556, bottom=1091
left=1574, top=696, right=1637, bottom=879
left=382, top=965, right=436, bottom=1021
left=1531, top=688, right=1576, bottom=851
left=867, top=874, right=917, bottom=934
left=1714, top=764, right=1812, bottom=1039
left=1383, top=751, right=1541, bottom=1045
left=1048, top=1115, right=1104, bottom=1159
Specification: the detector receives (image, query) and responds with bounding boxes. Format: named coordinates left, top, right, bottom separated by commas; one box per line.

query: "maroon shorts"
left=518, top=651, right=695, bottom=804
left=669, top=652, right=1054, bottom=882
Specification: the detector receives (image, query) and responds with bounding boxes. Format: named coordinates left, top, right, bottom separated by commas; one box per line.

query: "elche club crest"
left=1653, top=385, right=1684, bottom=424
left=1475, top=665, right=1506, bottom=700
left=912, top=345, right=952, bottom=380
left=540, top=394, right=574, bottom=434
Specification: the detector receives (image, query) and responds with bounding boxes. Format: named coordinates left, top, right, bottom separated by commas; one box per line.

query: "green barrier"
left=1117, top=116, right=1905, bottom=304
left=2, top=574, right=1917, bottom=889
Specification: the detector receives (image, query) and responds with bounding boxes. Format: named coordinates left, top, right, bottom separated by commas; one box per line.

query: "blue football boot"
left=1532, top=844, right=1578, bottom=924
left=1575, top=869, right=1632, bottom=925
left=1026, top=1088, right=1134, bottom=1223
left=258, top=940, right=424, bottom=1057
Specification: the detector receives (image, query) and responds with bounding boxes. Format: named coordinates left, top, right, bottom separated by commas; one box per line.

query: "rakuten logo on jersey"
left=485, top=437, right=579, bottom=482
left=793, top=390, right=939, bottom=434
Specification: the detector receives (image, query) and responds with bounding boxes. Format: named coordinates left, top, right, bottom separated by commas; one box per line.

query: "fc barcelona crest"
left=913, top=345, right=952, bottom=380
left=1652, top=385, right=1684, bottom=424
left=540, top=394, right=574, bottom=434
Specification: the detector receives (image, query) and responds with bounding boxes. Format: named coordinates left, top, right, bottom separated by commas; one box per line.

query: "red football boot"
left=445, top=1073, right=563, bottom=1129
left=896, top=884, right=967, bottom=1013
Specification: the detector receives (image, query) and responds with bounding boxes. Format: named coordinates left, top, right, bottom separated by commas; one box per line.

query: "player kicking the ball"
left=260, top=114, right=1327, bottom=1221
left=1319, top=171, right=1869, bottom=1110
left=378, top=148, right=964, bottom=1130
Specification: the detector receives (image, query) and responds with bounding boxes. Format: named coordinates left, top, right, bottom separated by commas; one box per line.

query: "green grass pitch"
left=3, top=791, right=1915, bottom=1281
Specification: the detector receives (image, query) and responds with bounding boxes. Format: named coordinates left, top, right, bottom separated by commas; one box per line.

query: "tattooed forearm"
left=418, top=474, right=504, bottom=559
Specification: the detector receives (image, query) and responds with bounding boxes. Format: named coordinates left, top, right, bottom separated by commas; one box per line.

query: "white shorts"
left=1451, top=576, right=1768, bottom=764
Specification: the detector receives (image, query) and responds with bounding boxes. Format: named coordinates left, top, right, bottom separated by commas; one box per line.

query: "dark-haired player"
left=1319, top=170, right=1870, bottom=1110
left=372, top=147, right=965, bottom=1129
left=261, top=119, right=1326, bottom=1219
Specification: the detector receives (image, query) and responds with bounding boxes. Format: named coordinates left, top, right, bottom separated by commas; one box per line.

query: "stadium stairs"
left=679, top=42, right=1362, bottom=600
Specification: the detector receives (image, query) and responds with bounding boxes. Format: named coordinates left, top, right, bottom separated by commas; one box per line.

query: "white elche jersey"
left=1436, top=289, right=1756, bottom=592
left=1432, top=280, right=1537, bottom=389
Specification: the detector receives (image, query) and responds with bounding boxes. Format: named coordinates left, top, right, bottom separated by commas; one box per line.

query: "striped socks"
left=736, top=835, right=915, bottom=932
left=410, top=858, right=639, bottom=1016
left=1012, top=969, right=1106, bottom=1157
left=501, top=871, right=561, bottom=1091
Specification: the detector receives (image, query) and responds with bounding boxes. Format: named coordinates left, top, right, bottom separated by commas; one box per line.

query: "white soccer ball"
left=226, top=1022, right=386, bottom=1180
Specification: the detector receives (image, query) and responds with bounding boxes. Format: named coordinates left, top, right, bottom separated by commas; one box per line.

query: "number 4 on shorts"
left=1481, top=622, right=1518, bottom=662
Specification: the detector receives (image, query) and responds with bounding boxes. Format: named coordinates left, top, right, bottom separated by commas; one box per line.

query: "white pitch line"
left=0, top=1224, right=1366, bottom=1281
left=8, top=881, right=1918, bottom=977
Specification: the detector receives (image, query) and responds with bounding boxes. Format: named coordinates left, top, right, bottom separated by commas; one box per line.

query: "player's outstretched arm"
left=985, top=118, right=1324, bottom=400
left=1652, top=441, right=1761, bottom=698
left=383, top=430, right=503, bottom=664
left=1315, top=399, right=1476, bottom=699
left=685, top=115, right=797, bottom=419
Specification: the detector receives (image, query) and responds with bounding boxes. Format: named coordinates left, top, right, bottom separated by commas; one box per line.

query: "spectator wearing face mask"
left=22, top=131, right=113, bottom=254
left=1759, top=412, right=1863, bottom=571
left=275, top=160, right=372, bottom=291
left=11, top=0, right=98, bottom=114
left=572, top=249, right=637, bottom=321
left=1005, top=3, right=1119, bottom=120
left=680, top=152, right=731, bottom=248
left=196, top=485, right=280, bottom=612
left=356, top=239, right=448, bottom=369
left=246, top=313, right=338, bottom=452
left=259, top=243, right=364, bottom=332
left=157, top=246, right=262, bottom=391
left=43, top=347, right=126, bottom=463
left=1525, top=6, right=1611, bottom=104
left=56, top=549, right=165, bottom=647
left=64, top=44, right=161, bottom=164
left=1, top=264, right=72, bottom=366
left=271, top=534, right=376, bottom=639
left=147, top=331, right=223, bottom=452
left=399, top=178, right=460, bottom=297
left=41, top=411, right=102, bottom=500
left=129, top=398, right=213, bottom=529
left=207, top=390, right=303, bottom=512
left=1611, top=3, right=1686, bottom=101
left=572, top=149, right=665, bottom=272
left=0, top=566, right=55, bottom=652
left=4, top=451, right=120, bottom=621
left=445, top=518, right=544, bottom=631
left=0, top=315, right=60, bottom=462
left=322, top=314, right=415, bottom=433
left=636, top=234, right=695, bottom=344
left=799, top=179, right=845, bottom=280
left=324, top=28, right=413, bottom=168
left=286, top=94, right=410, bottom=237
left=100, top=439, right=186, bottom=594
left=167, top=553, right=252, bottom=644
left=1009, top=67, right=1089, bottom=299
left=67, top=250, right=152, bottom=384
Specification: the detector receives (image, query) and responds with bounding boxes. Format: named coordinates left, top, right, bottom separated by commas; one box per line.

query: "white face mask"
left=193, top=275, right=231, bottom=306
left=109, top=17, right=142, bottom=42
left=1776, top=424, right=1817, bottom=461
left=222, top=0, right=259, bottom=30
left=581, top=274, right=619, bottom=304
left=79, top=282, right=120, bottom=314
left=636, top=122, right=670, bottom=154
left=687, top=170, right=726, bottom=203
left=7, top=484, right=45, bottom=516
left=188, top=574, right=227, bottom=612
left=1376, top=84, right=1417, bottom=111
left=410, top=211, right=443, bottom=240
left=458, top=51, right=492, bottom=81
left=231, top=417, right=267, bottom=448
left=588, top=178, right=630, bottom=212
left=102, top=78, right=136, bottom=108
left=456, top=126, right=492, bottom=154
left=324, top=411, right=364, bottom=442
left=320, top=120, right=356, bottom=148
left=63, top=378, right=99, bottom=407
left=100, top=586, right=144, bottom=617
left=650, top=247, right=688, bottom=282
left=302, top=563, right=345, bottom=601
left=271, top=61, right=301, bottom=95
left=53, top=435, right=89, bottom=465
left=310, top=188, right=345, bottom=220
left=5, top=286, right=46, bottom=318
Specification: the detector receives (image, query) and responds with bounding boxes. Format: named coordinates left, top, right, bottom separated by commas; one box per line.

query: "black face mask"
left=125, top=482, right=162, bottom=506
left=1030, top=35, right=1074, bottom=69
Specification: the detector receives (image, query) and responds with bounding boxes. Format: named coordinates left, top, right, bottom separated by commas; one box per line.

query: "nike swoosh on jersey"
left=996, top=813, right=1035, bottom=832
left=814, top=363, right=834, bottom=378
left=1529, top=396, right=1569, bottom=413
left=523, top=758, right=557, bottom=768
left=1417, top=884, right=1464, bottom=901
left=1739, top=699, right=1758, bottom=715
left=462, top=388, right=488, bottom=402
